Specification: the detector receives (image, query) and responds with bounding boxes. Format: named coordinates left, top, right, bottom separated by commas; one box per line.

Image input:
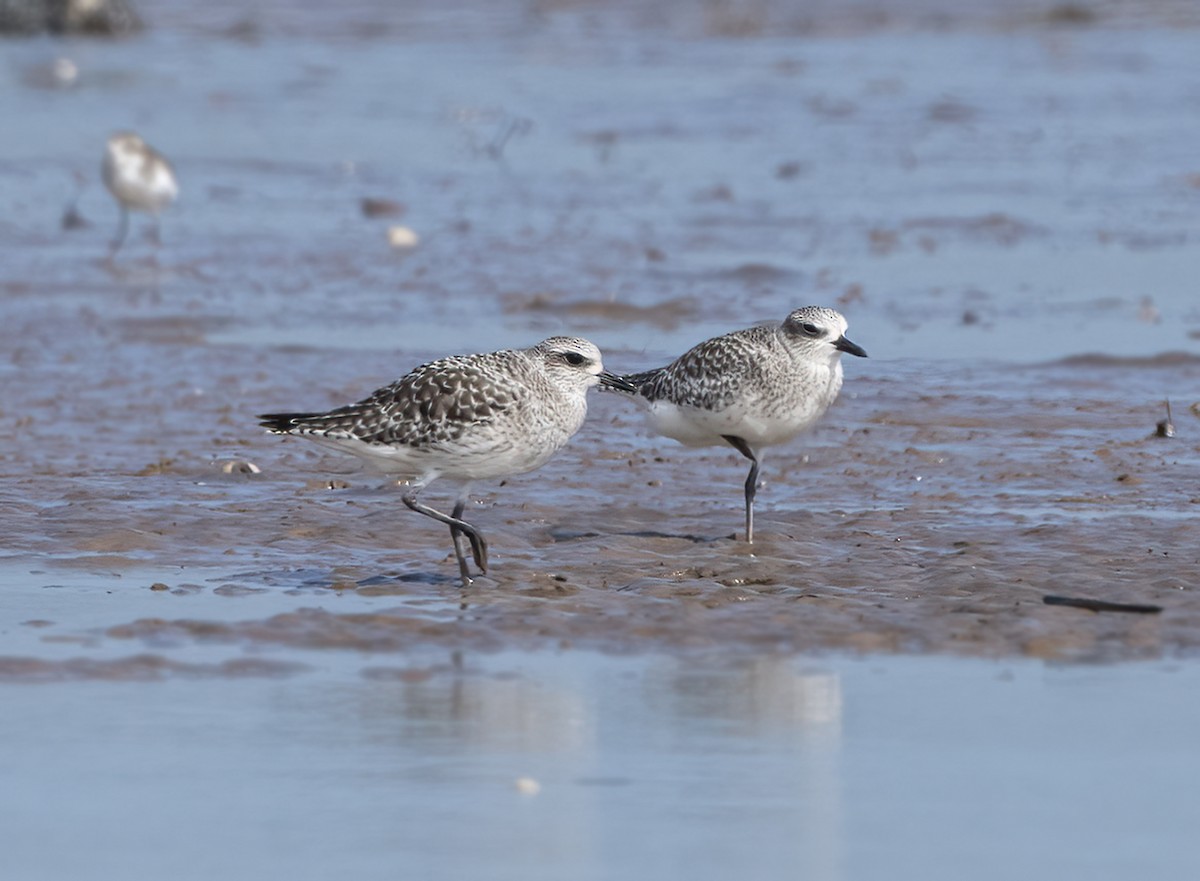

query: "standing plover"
left=259, top=337, right=635, bottom=585
left=101, top=131, right=177, bottom=256
left=617, top=306, right=867, bottom=542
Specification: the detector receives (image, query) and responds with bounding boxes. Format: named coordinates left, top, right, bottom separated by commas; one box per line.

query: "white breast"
left=644, top=359, right=843, bottom=450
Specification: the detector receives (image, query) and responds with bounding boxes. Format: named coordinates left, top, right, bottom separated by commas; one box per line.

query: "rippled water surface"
left=3, top=0, right=1200, bottom=876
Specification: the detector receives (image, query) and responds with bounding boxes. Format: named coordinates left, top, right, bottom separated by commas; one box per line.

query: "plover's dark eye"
left=564, top=351, right=586, bottom=366
left=801, top=322, right=820, bottom=336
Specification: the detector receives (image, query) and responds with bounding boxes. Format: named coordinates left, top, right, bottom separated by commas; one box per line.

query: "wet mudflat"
left=5, top=343, right=1198, bottom=663
left=2, top=1, right=1200, bottom=877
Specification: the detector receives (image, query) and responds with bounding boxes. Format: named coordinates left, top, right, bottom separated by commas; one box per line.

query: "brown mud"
left=4, top=332, right=1198, bottom=669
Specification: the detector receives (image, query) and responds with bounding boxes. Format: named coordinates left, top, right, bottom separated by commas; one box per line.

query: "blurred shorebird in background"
left=101, top=131, right=178, bottom=257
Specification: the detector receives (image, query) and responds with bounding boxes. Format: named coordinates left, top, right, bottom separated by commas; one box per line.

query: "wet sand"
left=4, top=346, right=1198, bottom=666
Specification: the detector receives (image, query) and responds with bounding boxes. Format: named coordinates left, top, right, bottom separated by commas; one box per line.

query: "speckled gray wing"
left=630, top=325, right=776, bottom=411
left=259, top=353, right=523, bottom=449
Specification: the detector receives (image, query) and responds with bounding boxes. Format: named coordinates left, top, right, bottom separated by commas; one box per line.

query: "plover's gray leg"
left=449, top=486, right=489, bottom=577
left=450, top=494, right=470, bottom=567
left=722, top=435, right=759, bottom=543
left=149, top=213, right=163, bottom=246
left=402, top=487, right=488, bottom=585
left=110, top=205, right=129, bottom=256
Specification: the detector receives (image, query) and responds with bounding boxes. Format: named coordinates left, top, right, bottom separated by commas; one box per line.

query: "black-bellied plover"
left=617, top=306, right=867, bottom=543
left=259, top=337, right=635, bottom=585
left=101, top=131, right=177, bottom=256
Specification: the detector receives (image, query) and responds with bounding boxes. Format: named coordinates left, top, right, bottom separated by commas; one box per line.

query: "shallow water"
left=3, top=1, right=1200, bottom=876
left=3, top=647, right=1199, bottom=880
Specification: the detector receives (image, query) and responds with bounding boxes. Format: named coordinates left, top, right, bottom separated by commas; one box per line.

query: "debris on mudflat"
left=1, top=0, right=143, bottom=36
left=1155, top=399, right=1175, bottom=438
left=387, top=225, right=420, bottom=249
left=361, top=197, right=405, bottom=218
left=1043, top=595, right=1162, bottom=614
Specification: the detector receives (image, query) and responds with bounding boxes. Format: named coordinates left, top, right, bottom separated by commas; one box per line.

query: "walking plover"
left=259, top=337, right=635, bottom=585
left=617, top=306, right=867, bottom=542
left=101, top=132, right=177, bottom=256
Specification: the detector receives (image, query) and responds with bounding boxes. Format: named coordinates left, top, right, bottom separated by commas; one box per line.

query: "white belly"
left=646, top=400, right=826, bottom=448
left=305, top=434, right=562, bottom=481
left=643, top=362, right=842, bottom=450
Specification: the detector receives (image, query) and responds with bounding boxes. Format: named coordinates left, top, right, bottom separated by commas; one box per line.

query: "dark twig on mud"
left=1043, top=595, right=1162, bottom=614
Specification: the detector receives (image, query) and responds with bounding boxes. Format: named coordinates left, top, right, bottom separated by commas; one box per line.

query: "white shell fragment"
left=514, top=777, right=541, bottom=796
left=387, top=225, right=420, bottom=249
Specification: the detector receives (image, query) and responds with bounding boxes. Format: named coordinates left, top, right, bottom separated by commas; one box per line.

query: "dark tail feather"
left=258, top=412, right=318, bottom=433
left=613, top=368, right=664, bottom=396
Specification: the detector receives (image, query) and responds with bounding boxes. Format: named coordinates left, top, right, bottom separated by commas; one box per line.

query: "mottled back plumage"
left=262, top=351, right=528, bottom=451
left=627, top=323, right=782, bottom=412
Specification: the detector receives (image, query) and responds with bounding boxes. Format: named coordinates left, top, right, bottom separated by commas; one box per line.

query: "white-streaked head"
left=106, top=131, right=147, bottom=160
left=780, top=306, right=868, bottom=360
left=531, top=336, right=635, bottom=393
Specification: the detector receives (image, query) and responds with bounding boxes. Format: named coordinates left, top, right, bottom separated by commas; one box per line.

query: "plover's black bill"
left=599, top=371, right=639, bottom=393
left=834, top=335, right=868, bottom=358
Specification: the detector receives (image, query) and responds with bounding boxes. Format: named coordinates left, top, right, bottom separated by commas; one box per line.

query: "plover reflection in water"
left=259, top=337, right=635, bottom=586
left=101, top=131, right=177, bottom=256
left=617, top=306, right=867, bottom=543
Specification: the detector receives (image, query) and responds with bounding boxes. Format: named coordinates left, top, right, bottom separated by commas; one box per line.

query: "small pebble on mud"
left=304, top=478, right=351, bottom=490
left=775, top=160, right=805, bottom=179
left=361, top=197, right=405, bottom=218
left=387, top=226, right=419, bottom=249
left=61, top=204, right=89, bottom=229
left=514, top=777, right=541, bottom=796
left=1155, top=400, right=1174, bottom=438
